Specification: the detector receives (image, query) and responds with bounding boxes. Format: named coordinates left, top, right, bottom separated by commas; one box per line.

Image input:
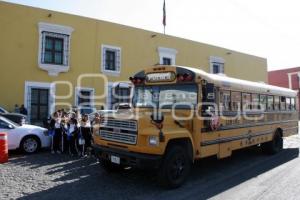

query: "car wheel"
left=20, top=136, right=40, bottom=154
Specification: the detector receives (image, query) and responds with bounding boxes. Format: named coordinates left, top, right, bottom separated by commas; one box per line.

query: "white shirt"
left=55, top=119, right=61, bottom=129
left=69, top=124, right=75, bottom=133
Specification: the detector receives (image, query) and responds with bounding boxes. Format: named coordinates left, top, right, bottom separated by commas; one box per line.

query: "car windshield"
left=0, top=107, right=8, bottom=114
left=0, top=117, right=19, bottom=128
left=133, top=84, right=198, bottom=109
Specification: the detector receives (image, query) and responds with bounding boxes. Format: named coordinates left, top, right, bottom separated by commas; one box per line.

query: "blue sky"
left=2, top=0, right=300, bottom=70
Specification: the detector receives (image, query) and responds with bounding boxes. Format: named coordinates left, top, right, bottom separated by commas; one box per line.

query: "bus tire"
left=158, top=145, right=191, bottom=189
left=261, top=130, right=283, bottom=154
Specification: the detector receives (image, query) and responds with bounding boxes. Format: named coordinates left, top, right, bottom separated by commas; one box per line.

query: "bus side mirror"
left=203, top=83, right=215, bottom=102
left=202, top=83, right=215, bottom=116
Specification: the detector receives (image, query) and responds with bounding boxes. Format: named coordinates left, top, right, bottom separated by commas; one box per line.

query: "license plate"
left=110, top=155, right=120, bottom=164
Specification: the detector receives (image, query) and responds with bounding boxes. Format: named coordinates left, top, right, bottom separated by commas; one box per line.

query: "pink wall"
left=268, top=67, right=300, bottom=110
left=268, top=67, right=300, bottom=88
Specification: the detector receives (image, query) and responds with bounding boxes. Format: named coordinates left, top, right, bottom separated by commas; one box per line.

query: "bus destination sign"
left=146, top=72, right=176, bottom=82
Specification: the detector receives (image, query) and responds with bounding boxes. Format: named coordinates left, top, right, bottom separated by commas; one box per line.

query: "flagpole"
left=163, top=0, right=166, bottom=35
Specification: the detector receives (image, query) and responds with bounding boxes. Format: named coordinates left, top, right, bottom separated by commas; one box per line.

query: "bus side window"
left=274, top=96, right=280, bottom=110
left=231, top=91, right=241, bottom=111
left=291, top=98, right=295, bottom=110
left=259, top=94, right=267, bottom=111
left=220, top=90, right=230, bottom=111
left=252, top=94, right=259, bottom=110
left=280, top=96, right=286, bottom=110
left=242, top=93, right=251, bottom=111
left=267, top=95, right=274, bottom=111
left=286, top=97, right=291, bottom=110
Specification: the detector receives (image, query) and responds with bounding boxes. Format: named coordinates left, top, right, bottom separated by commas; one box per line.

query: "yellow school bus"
left=93, top=65, right=298, bottom=188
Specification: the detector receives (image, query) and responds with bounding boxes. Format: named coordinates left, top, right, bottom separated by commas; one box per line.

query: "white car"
left=0, top=116, right=51, bottom=153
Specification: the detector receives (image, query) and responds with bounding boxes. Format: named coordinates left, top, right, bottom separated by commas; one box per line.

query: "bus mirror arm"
left=151, top=113, right=165, bottom=142
left=159, top=129, right=165, bottom=142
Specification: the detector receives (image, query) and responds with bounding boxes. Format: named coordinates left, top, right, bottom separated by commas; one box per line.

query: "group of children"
left=48, top=110, right=101, bottom=157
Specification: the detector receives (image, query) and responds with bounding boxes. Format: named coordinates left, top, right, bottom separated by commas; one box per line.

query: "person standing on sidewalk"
left=50, top=111, right=62, bottom=154
left=19, top=104, right=28, bottom=116
left=14, top=104, right=20, bottom=113
left=61, top=113, right=69, bottom=153
left=79, top=114, right=93, bottom=157
left=90, top=112, right=101, bottom=156
left=67, top=113, right=79, bottom=156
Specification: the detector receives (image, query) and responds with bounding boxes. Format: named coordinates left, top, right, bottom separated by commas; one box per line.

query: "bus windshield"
left=133, top=84, right=198, bottom=109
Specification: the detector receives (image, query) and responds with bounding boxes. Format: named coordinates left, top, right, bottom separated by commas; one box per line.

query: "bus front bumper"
left=93, top=144, right=162, bottom=169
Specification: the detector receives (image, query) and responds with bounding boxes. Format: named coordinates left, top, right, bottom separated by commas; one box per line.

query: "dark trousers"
left=83, top=135, right=92, bottom=154
left=53, top=128, right=62, bottom=152
left=79, top=127, right=92, bottom=155
left=68, top=135, right=77, bottom=155
left=62, top=133, right=68, bottom=153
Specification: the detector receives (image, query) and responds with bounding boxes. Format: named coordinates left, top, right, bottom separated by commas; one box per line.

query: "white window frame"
left=74, top=87, right=95, bottom=108
left=24, top=81, right=56, bottom=123
left=210, top=56, right=225, bottom=74
left=106, top=82, right=114, bottom=109
left=158, top=47, right=178, bottom=65
left=38, top=22, right=74, bottom=76
left=101, top=45, right=122, bottom=76
left=287, top=71, right=300, bottom=89
left=106, top=82, right=132, bottom=110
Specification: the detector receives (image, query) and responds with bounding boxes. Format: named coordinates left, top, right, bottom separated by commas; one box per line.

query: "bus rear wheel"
left=261, top=131, right=283, bottom=154
left=158, top=145, right=191, bottom=189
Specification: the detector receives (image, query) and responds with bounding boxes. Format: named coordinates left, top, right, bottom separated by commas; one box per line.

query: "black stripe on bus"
left=200, top=126, right=298, bottom=146
left=201, top=119, right=298, bottom=133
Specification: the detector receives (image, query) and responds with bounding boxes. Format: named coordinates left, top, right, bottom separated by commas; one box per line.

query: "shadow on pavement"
left=15, top=146, right=299, bottom=200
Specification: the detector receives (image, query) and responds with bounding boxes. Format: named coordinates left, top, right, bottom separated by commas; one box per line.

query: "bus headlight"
left=148, top=136, right=159, bottom=146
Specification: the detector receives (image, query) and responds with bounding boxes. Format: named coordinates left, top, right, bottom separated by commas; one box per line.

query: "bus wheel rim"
left=170, top=154, right=185, bottom=180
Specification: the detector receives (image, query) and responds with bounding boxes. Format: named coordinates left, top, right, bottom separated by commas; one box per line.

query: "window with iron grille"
left=212, top=62, right=224, bottom=74
left=210, top=56, right=225, bottom=74
left=102, top=45, right=121, bottom=75
left=78, top=90, right=92, bottom=106
left=158, top=47, right=177, bottom=65
left=163, top=57, right=172, bottom=65
left=41, top=31, right=69, bottom=66
left=105, top=50, right=116, bottom=71
left=44, top=36, right=63, bottom=65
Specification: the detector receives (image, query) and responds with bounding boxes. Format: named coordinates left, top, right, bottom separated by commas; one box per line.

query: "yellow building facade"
left=0, top=2, right=267, bottom=124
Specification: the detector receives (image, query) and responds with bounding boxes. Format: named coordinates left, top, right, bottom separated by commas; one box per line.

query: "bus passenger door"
left=199, top=82, right=220, bottom=158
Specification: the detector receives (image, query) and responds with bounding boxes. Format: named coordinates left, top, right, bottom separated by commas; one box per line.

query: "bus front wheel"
left=261, top=131, right=283, bottom=154
left=158, top=145, right=191, bottom=189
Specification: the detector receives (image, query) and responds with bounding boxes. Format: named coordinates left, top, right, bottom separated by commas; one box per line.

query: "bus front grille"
left=101, top=119, right=137, bottom=131
left=99, top=130, right=137, bottom=145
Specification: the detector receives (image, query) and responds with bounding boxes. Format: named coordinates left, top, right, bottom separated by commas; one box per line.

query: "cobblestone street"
left=1, top=135, right=300, bottom=200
